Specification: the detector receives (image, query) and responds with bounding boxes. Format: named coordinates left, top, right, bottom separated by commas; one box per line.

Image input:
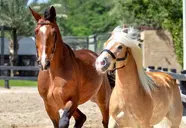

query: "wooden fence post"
left=162, top=68, right=168, bottom=72
left=147, top=66, right=155, bottom=71
left=157, top=67, right=162, bottom=71
left=93, top=34, right=97, bottom=52
left=180, top=70, right=186, bottom=110
left=3, top=63, right=10, bottom=89
left=170, top=68, right=177, bottom=73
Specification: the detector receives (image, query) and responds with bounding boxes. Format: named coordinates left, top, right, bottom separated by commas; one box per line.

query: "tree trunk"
left=9, top=35, right=18, bottom=77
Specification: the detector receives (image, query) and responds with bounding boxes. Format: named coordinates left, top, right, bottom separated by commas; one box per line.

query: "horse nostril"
left=100, top=59, right=107, bottom=66
left=45, top=61, right=50, bottom=67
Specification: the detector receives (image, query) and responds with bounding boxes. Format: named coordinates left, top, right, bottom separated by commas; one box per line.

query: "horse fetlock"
left=59, top=116, right=69, bottom=128
left=74, top=114, right=86, bottom=128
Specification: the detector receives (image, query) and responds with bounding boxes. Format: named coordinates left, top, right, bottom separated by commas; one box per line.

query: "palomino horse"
left=29, top=6, right=112, bottom=128
left=95, top=26, right=183, bottom=128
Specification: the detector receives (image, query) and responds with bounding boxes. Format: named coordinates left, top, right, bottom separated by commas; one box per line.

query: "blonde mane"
left=113, top=26, right=157, bottom=95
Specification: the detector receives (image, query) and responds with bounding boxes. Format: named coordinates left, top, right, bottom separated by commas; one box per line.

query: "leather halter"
left=35, top=21, right=57, bottom=66
left=101, top=48, right=129, bottom=70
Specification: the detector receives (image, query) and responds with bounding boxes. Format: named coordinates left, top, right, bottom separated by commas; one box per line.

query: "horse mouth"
left=96, top=63, right=110, bottom=73
left=101, top=64, right=110, bottom=72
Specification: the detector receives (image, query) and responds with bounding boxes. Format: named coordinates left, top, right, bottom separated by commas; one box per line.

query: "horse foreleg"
left=72, top=108, right=86, bottom=128
left=95, top=75, right=112, bottom=128
left=96, top=103, right=109, bottom=128
left=58, top=101, right=75, bottom=128
left=108, top=116, right=119, bottom=128
left=44, top=101, right=59, bottom=128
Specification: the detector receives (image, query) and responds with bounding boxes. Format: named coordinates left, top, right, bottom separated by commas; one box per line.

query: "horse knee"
left=59, top=116, right=69, bottom=128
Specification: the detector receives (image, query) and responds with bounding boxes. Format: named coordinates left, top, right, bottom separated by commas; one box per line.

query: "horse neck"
left=115, top=53, right=142, bottom=95
left=49, top=32, right=76, bottom=74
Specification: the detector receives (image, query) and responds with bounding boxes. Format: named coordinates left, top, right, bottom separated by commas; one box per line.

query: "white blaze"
left=40, top=26, right=47, bottom=66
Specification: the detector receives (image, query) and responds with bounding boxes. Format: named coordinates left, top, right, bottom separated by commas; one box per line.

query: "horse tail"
left=107, top=71, right=115, bottom=89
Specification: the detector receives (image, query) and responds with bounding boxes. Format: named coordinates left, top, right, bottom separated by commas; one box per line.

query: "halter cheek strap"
left=114, top=48, right=129, bottom=70
left=101, top=48, right=129, bottom=71
left=101, top=49, right=116, bottom=59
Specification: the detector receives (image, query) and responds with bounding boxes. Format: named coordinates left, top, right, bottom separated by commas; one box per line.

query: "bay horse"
left=95, top=26, right=183, bottom=128
left=29, top=6, right=112, bottom=128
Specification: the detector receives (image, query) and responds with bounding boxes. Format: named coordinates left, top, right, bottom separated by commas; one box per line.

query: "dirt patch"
left=0, top=87, right=186, bottom=128
left=0, top=87, right=102, bottom=128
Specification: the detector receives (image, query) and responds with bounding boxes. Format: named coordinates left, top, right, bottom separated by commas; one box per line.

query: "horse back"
left=74, top=49, right=98, bottom=66
left=147, top=71, right=177, bottom=88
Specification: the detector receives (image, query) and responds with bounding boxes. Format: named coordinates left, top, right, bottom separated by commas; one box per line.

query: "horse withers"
left=95, top=26, right=183, bottom=128
left=29, top=6, right=113, bottom=128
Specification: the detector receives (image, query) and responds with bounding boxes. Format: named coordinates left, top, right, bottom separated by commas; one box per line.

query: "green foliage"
left=59, top=0, right=116, bottom=36
left=111, top=0, right=183, bottom=66
left=29, top=0, right=116, bottom=36
left=0, top=0, right=35, bottom=36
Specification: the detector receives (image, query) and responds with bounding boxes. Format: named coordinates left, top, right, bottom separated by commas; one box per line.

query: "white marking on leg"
left=58, top=109, right=63, bottom=118
left=108, top=116, right=118, bottom=128
left=116, top=111, right=125, bottom=119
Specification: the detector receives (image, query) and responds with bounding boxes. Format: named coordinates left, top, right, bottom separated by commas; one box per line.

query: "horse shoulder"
left=37, top=70, right=51, bottom=98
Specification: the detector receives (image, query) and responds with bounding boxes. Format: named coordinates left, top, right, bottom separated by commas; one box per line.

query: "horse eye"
left=117, top=45, right=123, bottom=50
left=34, top=28, right=39, bottom=35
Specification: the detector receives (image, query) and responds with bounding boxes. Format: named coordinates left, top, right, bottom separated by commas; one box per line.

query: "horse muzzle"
left=95, top=57, right=110, bottom=73
left=38, top=59, right=50, bottom=70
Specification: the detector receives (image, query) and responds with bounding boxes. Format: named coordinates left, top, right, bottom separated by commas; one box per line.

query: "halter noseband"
left=35, top=22, right=57, bottom=67
left=101, top=47, right=129, bottom=70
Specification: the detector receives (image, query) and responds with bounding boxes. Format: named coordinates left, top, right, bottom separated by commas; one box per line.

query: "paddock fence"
left=1, top=65, right=186, bottom=96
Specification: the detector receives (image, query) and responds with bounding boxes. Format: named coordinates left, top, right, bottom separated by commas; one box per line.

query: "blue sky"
left=27, top=0, right=48, bottom=5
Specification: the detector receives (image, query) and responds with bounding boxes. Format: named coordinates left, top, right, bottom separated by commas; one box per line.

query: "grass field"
left=0, top=80, right=37, bottom=86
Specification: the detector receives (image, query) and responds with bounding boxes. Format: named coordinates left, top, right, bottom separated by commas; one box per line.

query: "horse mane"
left=64, top=43, right=76, bottom=58
left=113, top=26, right=158, bottom=95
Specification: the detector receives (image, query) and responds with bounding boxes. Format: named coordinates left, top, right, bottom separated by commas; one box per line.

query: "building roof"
left=0, top=37, right=36, bottom=55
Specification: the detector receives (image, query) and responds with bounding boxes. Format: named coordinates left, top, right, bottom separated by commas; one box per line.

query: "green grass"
left=0, top=80, right=37, bottom=86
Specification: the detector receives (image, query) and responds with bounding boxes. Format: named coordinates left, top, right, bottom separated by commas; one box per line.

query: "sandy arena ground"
left=0, top=87, right=186, bottom=128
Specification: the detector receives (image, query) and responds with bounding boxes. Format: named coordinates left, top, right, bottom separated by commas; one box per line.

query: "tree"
left=0, top=0, right=35, bottom=36
left=29, top=0, right=116, bottom=36
left=54, top=0, right=116, bottom=36
left=110, top=0, right=183, bottom=66
left=0, top=0, right=36, bottom=68
left=29, top=0, right=67, bottom=34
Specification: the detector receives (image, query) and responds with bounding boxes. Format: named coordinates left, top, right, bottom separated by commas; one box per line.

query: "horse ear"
left=44, top=6, right=56, bottom=22
left=50, top=6, right=56, bottom=18
left=29, top=7, right=41, bottom=22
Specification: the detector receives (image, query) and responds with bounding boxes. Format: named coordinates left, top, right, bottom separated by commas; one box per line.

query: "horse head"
left=29, top=6, right=61, bottom=70
left=95, top=26, right=140, bottom=73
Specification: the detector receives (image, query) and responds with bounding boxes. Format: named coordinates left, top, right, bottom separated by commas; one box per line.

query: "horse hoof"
left=59, top=117, right=69, bottom=128
left=74, top=115, right=86, bottom=128
left=102, top=121, right=108, bottom=128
